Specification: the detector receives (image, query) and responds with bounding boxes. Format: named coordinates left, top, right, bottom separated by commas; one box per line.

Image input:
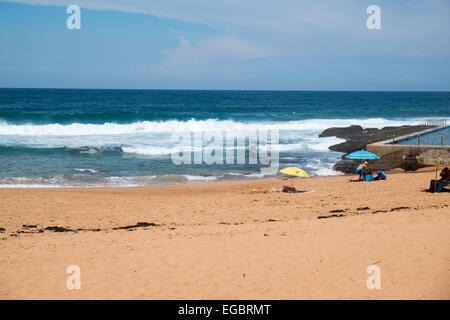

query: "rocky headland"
left=319, top=124, right=437, bottom=173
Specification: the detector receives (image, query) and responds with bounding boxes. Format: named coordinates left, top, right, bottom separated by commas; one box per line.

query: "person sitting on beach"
left=280, top=185, right=298, bottom=193
left=279, top=185, right=312, bottom=193
left=429, top=167, right=450, bottom=192
left=374, top=170, right=387, bottom=180
left=356, top=161, right=368, bottom=180
left=364, top=169, right=374, bottom=181
left=437, top=167, right=450, bottom=184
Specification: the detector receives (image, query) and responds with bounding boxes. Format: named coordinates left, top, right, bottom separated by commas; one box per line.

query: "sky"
left=0, top=0, right=449, bottom=90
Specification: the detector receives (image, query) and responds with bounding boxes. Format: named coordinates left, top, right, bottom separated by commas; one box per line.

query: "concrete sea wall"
left=366, top=126, right=450, bottom=168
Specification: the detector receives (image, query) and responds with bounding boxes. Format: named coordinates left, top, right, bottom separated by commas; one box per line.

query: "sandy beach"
left=0, top=170, right=448, bottom=299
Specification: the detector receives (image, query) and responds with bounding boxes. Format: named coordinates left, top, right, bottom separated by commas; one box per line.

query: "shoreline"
left=0, top=165, right=444, bottom=190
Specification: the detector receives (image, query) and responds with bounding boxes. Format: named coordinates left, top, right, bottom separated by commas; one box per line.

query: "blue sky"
left=0, top=0, right=449, bottom=90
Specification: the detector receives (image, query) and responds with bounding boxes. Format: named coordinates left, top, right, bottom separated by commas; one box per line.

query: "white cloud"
left=148, top=34, right=277, bottom=84
left=176, top=35, right=190, bottom=48
left=164, top=35, right=275, bottom=66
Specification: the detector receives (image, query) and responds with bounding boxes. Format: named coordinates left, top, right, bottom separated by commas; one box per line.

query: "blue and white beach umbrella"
left=345, top=150, right=380, bottom=160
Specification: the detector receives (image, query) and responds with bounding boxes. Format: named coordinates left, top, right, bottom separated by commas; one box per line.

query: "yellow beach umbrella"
left=280, top=167, right=310, bottom=178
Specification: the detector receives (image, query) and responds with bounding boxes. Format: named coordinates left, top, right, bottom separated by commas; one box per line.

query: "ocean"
left=0, top=89, right=448, bottom=187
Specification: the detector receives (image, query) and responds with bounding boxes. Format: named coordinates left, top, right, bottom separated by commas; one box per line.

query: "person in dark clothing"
left=437, top=167, right=449, bottom=183
left=430, top=167, right=450, bottom=192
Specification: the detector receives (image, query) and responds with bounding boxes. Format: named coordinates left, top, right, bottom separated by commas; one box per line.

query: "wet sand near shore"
left=0, top=171, right=448, bottom=299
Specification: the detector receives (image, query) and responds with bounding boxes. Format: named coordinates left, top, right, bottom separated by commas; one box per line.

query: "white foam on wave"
left=122, top=146, right=203, bottom=156
left=225, top=172, right=269, bottom=178
left=106, top=175, right=157, bottom=183
left=0, top=184, right=68, bottom=188
left=106, top=174, right=217, bottom=183
left=74, top=168, right=98, bottom=174
left=0, top=117, right=427, bottom=158
left=0, top=117, right=428, bottom=136
left=0, top=177, right=90, bottom=188
left=276, top=137, right=344, bottom=152
left=184, top=175, right=217, bottom=181
left=120, top=135, right=344, bottom=157
left=314, top=167, right=343, bottom=176
left=121, top=142, right=338, bottom=156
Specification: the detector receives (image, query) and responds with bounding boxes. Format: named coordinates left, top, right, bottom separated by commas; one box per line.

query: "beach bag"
left=365, top=174, right=374, bottom=182
left=377, top=171, right=387, bottom=180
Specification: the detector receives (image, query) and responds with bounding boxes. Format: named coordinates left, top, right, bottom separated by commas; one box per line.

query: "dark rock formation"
left=321, top=124, right=435, bottom=155
left=319, top=125, right=363, bottom=139
left=417, top=149, right=450, bottom=166
left=332, top=159, right=393, bottom=174
left=332, top=159, right=360, bottom=174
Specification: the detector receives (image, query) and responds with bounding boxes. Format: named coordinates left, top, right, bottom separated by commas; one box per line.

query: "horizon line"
left=1, top=87, right=449, bottom=93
